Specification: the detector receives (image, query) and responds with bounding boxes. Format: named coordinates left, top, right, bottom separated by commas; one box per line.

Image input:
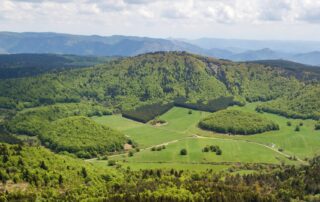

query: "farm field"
left=91, top=103, right=319, bottom=170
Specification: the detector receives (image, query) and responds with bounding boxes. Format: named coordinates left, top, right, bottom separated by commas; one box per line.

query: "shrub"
left=108, top=160, right=116, bottom=166
left=315, top=122, right=320, bottom=130
left=151, top=147, right=156, bottom=151
left=299, top=122, right=304, bottom=126
left=128, top=151, right=134, bottom=157
left=216, top=149, right=222, bottom=155
left=188, top=110, right=192, bottom=114
left=180, top=149, right=187, bottom=155
left=287, top=121, right=292, bottom=126
left=295, top=126, right=300, bottom=132
left=202, top=147, right=209, bottom=152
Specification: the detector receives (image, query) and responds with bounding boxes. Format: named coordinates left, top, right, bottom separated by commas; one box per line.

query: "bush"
left=202, top=147, right=209, bottom=152
left=122, top=102, right=174, bottom=123
left=287, top=121, right=292, bottom=126
left=295, top=125, right=300, bottom=132
left=216, top=148, right=222, bottom=155
left=299, top=122, right=304, bottom=126
left=315, top=122, right=320, bottom=130
left=128, top=151, right=134, bottom=157
left=180, top=149, right=187, bottom=155
left=108, top=160, right=116, bottom=166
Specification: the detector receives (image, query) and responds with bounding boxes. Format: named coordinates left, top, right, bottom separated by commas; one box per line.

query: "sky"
left=1, top=0, right=320, bottom=41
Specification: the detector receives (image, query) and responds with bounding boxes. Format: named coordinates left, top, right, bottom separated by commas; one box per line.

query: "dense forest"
left=199, top=109, right=279, bottom=135
left=40, top=116, right=127, bottom=158
left=257, top=84, right=320, bottom=120
left=0, top=143, right=320, bottom=201
left=0, top=52, right=311, bottom=112
left=0, top=54, right=115, bottom=79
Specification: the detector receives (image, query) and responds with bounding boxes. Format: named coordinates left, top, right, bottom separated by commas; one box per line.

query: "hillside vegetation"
left=0, top=54, right=114, bottom=79
left=0, top=143, right=121, bottom=201
left=257, top=84, right=320, bottom=120
left=0, top=52, right=305, bottom=111
left=1, top=142, right=320, bottom=201
left=40, top=116, right=127, bottom=158
left=6, top=102, right=112, bottom=136
left=199, top=109, right=279, bottom=135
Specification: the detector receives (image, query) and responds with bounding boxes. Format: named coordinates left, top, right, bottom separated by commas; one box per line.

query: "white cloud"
left=0, top=0, right=320, bottom=40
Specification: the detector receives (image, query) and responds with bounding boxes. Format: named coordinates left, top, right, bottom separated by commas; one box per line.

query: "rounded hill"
left=40, top=116, right=127, bottom=158
left=199, top=109, right=279, bottom=135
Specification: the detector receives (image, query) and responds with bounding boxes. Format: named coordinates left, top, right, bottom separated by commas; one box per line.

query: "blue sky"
left=1, top=0, right=320, bottom=40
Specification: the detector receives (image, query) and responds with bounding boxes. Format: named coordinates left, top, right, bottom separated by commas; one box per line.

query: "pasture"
left=91, top=104, right=320, bottom=170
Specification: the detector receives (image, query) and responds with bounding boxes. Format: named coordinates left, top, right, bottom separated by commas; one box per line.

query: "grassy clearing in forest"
left=91, top=104, right=319, bottom=170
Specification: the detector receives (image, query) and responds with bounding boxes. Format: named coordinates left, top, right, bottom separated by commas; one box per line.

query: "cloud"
left=1, top=0, right=320, bottom=40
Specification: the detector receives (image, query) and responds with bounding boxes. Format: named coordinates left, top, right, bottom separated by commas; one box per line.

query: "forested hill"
left=0, top=51, right=313, bottom=112
left=0, top=54, right=115, bottom=79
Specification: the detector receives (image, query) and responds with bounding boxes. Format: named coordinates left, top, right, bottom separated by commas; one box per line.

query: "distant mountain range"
left=0, top=32, right=319, bottom=66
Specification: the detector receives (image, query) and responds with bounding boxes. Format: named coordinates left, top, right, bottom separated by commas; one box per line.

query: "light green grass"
left=93, top=160, right=229, bottom=171
left=111, top=138, right=288, bottom=164
left=92, top=104, right=318, bottom=170
left=193, top=103, right=320, bottom=160
left=92, top=114, right=142, bottom=131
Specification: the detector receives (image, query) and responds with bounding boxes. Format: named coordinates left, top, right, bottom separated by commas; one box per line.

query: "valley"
left=90, top=103, right=318, bottom=171
left=0, top=51, right=319, bottom=201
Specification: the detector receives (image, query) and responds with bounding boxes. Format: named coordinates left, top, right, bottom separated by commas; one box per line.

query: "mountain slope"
left=291, top=51, right=320, bottom=66
left=0, top=52, right=304, bottom=110
left=0, top=53, right=115, bottom=79
left=0, top=32, right=206, bottom=56
left=257, top=84, right=320, bottom=119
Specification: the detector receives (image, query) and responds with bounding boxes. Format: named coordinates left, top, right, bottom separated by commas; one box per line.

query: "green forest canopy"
left=199, top=109, right=279, bottom=135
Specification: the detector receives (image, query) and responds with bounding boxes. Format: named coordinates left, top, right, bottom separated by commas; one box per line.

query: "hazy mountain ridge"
left=0, top=32, right=320, bottom=66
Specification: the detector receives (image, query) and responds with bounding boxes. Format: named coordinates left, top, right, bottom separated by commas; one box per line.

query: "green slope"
left=0, top=51, right=304, bottom=111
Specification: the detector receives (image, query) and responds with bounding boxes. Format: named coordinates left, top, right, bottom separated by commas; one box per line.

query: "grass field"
left=91, top=104, right=319, bottom=170
left=193, top=103, right=320, bottom=160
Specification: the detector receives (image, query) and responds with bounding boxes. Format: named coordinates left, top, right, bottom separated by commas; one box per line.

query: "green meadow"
left=91, top=103, right=319, bottom=170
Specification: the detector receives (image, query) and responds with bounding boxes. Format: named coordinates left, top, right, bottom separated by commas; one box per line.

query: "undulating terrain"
left=0, top=51, right=320, bottom=201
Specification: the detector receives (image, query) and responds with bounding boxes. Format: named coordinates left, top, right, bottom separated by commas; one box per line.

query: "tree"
left=40, top=161, right=48, bottom=170
left=81, top=167, right=88, bottom=178
left=108, top=160, right=116, bottom=166
left=188, top=110, right=193, bottom=114
left=202, top=147, right=209, bottom=152
left=180, top=149, right=187, bottom=155
left=216, top=149, right=222, bottom=155
left=58, top=175, right=63, bottom=185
